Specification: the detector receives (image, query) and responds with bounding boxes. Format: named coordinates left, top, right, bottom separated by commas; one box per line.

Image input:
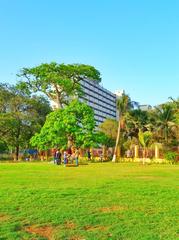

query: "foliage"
left=164, top=151, right=178, bottom=163
left=138, top=130, right=153, bottom=148
left=153, top=103, right=177, bottom=144
left=97, top=119, right=117, bottom=147
left=126, top=109, right=152, bottom=138
left=98, top=118, right=118, bottom=140
left=31, top=100, right=96, bottom=150
left=0, top=141, right=8, bottom=153
left=17, top=62, right=101, bottom=108
left=113, top=93, right=133, bottom=161
left=0, top=83, right=51, bottom=160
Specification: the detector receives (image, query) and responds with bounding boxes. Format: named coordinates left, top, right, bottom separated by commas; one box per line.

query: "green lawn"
left=0, top=163, right=179, bottom=240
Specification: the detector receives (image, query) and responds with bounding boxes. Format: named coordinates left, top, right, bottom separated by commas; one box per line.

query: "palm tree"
left=154, top=104, right=177, bottom=144
left=112, top=93, right=132, bottom=162
left=138, top=130, right=153, bottom=163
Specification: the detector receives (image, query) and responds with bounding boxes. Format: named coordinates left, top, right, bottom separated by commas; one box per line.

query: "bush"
left=164, top=151, right=178, bottom=164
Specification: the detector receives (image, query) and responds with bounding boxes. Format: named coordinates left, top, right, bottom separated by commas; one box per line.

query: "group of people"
left=53, top=148, right=80, bottom=166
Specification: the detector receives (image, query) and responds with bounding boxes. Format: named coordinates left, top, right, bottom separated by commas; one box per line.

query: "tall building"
left=51, top=79, right=122, bottom=126
left=79, top=79, right=117, bottom=126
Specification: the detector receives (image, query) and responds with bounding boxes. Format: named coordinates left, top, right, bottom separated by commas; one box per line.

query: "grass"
left=0, top=162, right=179, bottom=240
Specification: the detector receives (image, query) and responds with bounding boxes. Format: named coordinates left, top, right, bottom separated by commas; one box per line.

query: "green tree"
left=98, top=119, right=118, bottom=142
left=112, top=93, right=133, bottom=162
left=31, top=100, right=96, bottom=150
left=0, top=84, right=51, bottom=160
left=138, top=130, right=153, bottom=159
left=153, top=104, right=177, bottom=144
left=17, top=62, right=101, bottom=108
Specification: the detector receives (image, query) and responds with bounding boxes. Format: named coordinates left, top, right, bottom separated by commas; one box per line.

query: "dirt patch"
left=69, top=237, right=86, bottom=240
left=65, top=221, right=76, bottom=230
left=135, top=176, right=160, bottom=180
left=99, top=206, right=125, bottom=213
left=84, top=225, right=108, bottom=231
left=0, top=214, right=10, bottom=222
left=25, top=225, right=54, bottom=239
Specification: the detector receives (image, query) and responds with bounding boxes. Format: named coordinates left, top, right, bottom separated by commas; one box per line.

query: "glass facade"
left=80, top=79, right=117, bottom=126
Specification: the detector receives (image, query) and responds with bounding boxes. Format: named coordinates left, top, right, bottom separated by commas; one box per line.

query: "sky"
left=0, top=0, right=178, bottom=106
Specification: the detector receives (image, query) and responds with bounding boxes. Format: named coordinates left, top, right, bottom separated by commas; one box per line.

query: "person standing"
left=56, top=150, right=61, bottom=165
left=53, top=150, right=57, bottom=164
left=64, top=151, right=68, bottom=165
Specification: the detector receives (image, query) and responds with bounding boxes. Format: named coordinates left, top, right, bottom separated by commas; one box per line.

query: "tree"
left=98, top=119, right=118, bottom=159
left=98, top=118, right=118, bottom=141
left=31, top=100, right=96, bottom=150
left=153, top=104, right=177, bottom=144
left=17, top=62, right=101, bottom=108
left=112, top=93, right=133, bottom=162
left=126, top=109, right=151, bottom=138
left=138, top=130, right=153, bottom=159
left=0, top=83, right=51, bottom=160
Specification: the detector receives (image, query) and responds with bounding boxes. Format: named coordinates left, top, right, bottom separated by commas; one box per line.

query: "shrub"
left=164, top=151, right=178, bottom=164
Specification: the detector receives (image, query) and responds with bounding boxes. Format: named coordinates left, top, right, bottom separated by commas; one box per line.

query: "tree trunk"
left=56, top=96, right=63, bottom=109
left=15, top=145, right=19, bottom=161
left=54, top=84, right=63, bottom=109
left=79, top=148, right=83, bottom=157
left=102, top=145, right=107, bottom=161
left=67, top=135, right=73, bottom=149
left=142, top=148, right=146, bottom=165
left=112, top=119, right=121, bottom=162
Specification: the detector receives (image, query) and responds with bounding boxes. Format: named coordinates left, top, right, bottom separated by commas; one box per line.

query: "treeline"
left=0, top=62, right=178, bottom=161
left=99, top=95, right=179, bottom=162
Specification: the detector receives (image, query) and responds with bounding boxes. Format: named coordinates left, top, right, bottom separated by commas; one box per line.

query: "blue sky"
left=0, top=0, right=178, bottom=106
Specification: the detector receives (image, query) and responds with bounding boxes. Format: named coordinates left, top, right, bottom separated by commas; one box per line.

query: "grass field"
left=0, top=162, right=179, bottom=240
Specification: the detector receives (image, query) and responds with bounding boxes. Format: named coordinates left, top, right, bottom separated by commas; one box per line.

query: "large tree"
left=31, top=100, right=96, bottom=150
left=112, top=93, right=133, bottom=162
left=0, top=83, right=51, bottom=160
left=17, top=62, right=101, bottom=108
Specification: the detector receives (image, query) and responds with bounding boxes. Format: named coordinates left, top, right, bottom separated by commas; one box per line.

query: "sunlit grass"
left=0, top=162, right=179, bottom=239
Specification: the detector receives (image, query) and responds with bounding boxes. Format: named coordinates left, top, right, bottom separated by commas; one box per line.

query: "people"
left=53, top=150, right=61, bottom=165
left=63, top=151, right=68, bottom=165
left=55, top=150, right=61, bottom=165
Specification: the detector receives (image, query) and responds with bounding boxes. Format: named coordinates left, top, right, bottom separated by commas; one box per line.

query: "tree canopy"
left=31, top=100, right=96, bottom=150
left=17, top=62, right=101, bottom=108
left=0, top=83, right=51, bottom=160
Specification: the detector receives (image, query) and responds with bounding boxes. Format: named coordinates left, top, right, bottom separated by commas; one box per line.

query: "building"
left=139, top=104, right=152, bottom=111
left=79, top=79, right=117, bottom=126
left=51, top=79, right=126, bottom=126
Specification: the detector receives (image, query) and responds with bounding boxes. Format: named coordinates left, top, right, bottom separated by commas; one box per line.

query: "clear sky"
left=0, top=0, right=178, bottom=106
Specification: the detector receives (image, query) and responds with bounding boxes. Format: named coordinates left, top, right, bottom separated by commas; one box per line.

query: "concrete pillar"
left=134, top=145, right=139, bottom=158
left=155, top=145, right=159, bottom=159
